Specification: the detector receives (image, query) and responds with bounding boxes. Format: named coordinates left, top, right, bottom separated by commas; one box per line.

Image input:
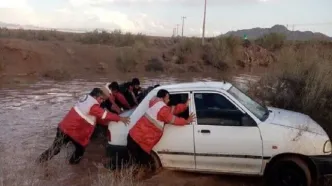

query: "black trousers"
left=126, top=134, right=152, bottom=168
left=38, top=128, right=85, bottom=164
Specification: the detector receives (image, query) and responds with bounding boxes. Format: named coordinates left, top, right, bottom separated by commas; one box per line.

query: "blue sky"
left=0, top=0, right=331, bottom=37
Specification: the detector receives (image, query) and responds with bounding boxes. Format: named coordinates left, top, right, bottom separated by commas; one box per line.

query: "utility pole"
left=176, top=24, right=179, bottom=36
left=181, top=16, right=186, bottom=37
left=292, top=24, right=295, bottom=41
left=202, top=0, right=207, bottom=45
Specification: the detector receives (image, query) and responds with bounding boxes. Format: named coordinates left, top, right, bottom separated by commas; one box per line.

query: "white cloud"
left=67, top=0, right=272, bottom=6
left=0, top=0, right=241, bottom=36
left=0, top=0, right=30, bottom=9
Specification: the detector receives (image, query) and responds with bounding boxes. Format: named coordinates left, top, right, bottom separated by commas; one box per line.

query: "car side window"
left=194, top=93, right=256, bottom=126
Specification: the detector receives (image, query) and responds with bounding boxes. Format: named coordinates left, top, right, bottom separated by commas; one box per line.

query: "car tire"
left=266, top=157, right=312, bottom=186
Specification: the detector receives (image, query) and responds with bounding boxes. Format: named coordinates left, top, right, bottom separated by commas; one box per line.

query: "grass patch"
left=116, top=47, right=143, bottom=73
left=77, top=29, right=148, bottom=47
left=0, top=28, right=67, bottom=41
left=202, top=36, right=242, bottom=71
left=255, top=33, right=286, bottom=51
left=92, top=165, right=142, bottom=186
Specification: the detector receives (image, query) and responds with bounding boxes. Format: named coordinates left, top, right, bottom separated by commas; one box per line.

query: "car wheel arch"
left=264, top=153, right=318, bottom=183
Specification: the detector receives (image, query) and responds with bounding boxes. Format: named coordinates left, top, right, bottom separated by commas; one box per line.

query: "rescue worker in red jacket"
left=127, top=89, right=195, bottom=168
left=37, top=88, right=130, bottom=165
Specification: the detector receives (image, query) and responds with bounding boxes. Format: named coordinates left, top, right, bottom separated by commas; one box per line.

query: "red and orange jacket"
left=59, top=94, right=120, bottom=147
left=129, top=97, right=188, bottom=154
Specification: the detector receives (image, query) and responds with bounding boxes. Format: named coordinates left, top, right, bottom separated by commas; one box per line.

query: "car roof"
left=154, top=81, right=233, bottom=92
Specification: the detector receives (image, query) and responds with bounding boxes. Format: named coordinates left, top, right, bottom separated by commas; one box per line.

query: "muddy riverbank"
left=0, top=34, right=275, bottom=87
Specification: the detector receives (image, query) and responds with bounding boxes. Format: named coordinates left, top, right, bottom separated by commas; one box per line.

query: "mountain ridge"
left=223, top=24, right=332, bottom=41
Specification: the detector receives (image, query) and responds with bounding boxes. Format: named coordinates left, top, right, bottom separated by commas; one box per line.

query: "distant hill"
left=223, top=25, right=332, bottom=41
left=0, top=21, right=43, bottom=30
left=0, top=22, right=87, bottom=33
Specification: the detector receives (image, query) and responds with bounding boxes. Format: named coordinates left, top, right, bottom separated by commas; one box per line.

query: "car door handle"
left=199, top=129, right=210, bottom=134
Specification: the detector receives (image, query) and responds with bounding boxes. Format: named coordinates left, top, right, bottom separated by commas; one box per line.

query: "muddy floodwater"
left=0, top=74, right=262, bottom=186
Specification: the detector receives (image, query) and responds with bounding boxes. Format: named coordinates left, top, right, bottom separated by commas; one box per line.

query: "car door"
left=193, top=91, right=263, bottom=175
left=153, top=92, right=195, bottom=170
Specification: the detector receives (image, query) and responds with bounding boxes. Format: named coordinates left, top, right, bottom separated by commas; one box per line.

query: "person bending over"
left=127, top=89, right=195, bottom=169
left=37, top=88, right=130, bottom=165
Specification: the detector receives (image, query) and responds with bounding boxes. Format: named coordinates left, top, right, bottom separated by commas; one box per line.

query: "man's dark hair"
left=132, top=78, right=140, bottom=86
left=109, top=81, right=120, bottom=91
left=90, top=88, right=105, bottom=98
left=157, top=89, right=169, bottom=98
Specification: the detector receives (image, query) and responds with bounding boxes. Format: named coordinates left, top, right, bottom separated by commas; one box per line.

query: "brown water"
left=0, top=74, right=260, bottom=186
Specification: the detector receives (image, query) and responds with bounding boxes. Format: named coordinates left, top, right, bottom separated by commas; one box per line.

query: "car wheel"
left=266, top=157, right=312, bottom=186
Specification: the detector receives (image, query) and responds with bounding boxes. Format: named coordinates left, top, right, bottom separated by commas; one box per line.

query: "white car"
left=106, top=81, right=332, bottom=186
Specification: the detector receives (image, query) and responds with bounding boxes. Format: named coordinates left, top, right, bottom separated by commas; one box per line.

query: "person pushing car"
left=127, top=89, right=195, bottom=169
left=37, top=88, right=130, bottom=165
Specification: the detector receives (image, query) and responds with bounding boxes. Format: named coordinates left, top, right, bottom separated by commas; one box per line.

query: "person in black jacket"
left=132, top=78, right=142, bottom=98
left=120, top=81, right=139, bottom=108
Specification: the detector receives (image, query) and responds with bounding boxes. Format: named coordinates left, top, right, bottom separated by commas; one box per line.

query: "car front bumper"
left=310, top=155, right=332, bottom=177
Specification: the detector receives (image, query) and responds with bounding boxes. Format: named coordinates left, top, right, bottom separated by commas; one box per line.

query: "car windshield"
left=227, top=86, right=269, bottom=121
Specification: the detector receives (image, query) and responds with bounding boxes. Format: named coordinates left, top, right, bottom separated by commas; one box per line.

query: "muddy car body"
left=107, top=81, right=332, bottom=186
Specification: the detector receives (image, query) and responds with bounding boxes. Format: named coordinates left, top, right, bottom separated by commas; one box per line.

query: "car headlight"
left=324, top=140, right=332, bottom=153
